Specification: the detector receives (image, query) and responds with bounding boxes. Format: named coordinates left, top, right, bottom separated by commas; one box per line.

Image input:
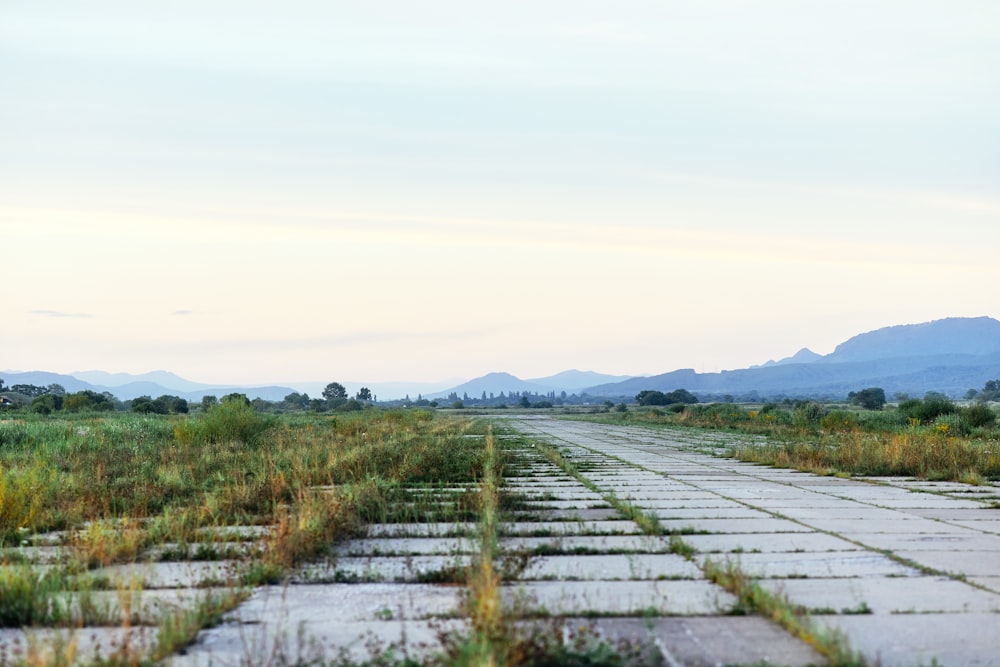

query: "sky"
left=3, top=1, right=999, bottom=388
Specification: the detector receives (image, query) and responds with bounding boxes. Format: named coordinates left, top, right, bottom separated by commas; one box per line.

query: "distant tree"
left=451, top=400, right=464, bottom=409
left=130, top=395, right=167, bottom=414
left=848, top=387, right=886, bottom=411
left=979, top=380, right=1000, bottom=402
left=356, top=387, right=372, bottom=402
left=0, top=378, right=5, bottom=392
left=636, top=390, right=669, bottom=406
left=47, top=383, right=66, bottom=396
left=518, top=396, right=530, bottom=408
left=157, top=395, right=189, bottom=414
left=663, top=389, right=699, bottom=405
left=63, top=390, right=115, bottom=412
left=30, top=393, right=63, bottom=414
left=283, top=392, right=311, bottom=409
left=201, top=395, right=219, bottom=410
left=322, top=382, right=348, bottom=402
left=222, top=393, right=251, bottom=406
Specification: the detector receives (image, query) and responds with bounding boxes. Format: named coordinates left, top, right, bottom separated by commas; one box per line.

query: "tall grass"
left=730, top=429, right=1000, bottom=480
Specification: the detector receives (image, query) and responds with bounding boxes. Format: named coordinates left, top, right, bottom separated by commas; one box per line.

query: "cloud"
left=171, top=310, right=194, bottom=316
left=30, top=310, right=93, bottom=319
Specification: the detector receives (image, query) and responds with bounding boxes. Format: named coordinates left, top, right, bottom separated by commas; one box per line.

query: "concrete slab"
left=505, top=580, right=736, bottom=616
left=651, top=507, right=773, bottom=520
left=56, top=587, right=241, bottom=625
left=335, top=536, right=477, bottom=557
left=296, top=555, right=471, bottom=583
left=702, top=551, right=917, bottom=578
left=168, top=618, right=465, bottom=667
left=802, top=517, right=976, bottom=534
left=521, top=554, right=702, bottom=581
left=513, top=499, right=612, bottom=510
left=951, top=519, right=1000, bottom=534
left=511, top=508, right=622, bottom=521
left=658, top=517, right=814, bottom=534
left=841, top=531, right=1000, bottom=552
left=498, top=535, right=671, bottom=554
left=758, top=576, right=1000, bottom=615
left=636, top=497, right=759, bottom=509
left=905, top=508, right=1000, bottom=521
left=364, top=522, right=476, bottom=537
left=231, top=583, right=463, bottom=623
left=893, top=550, right=1000, bottom=577
left=499, top=520, right=642, bottom=536
left=682, top=532, right=862, bottom=554
left=0, top=627, right=159, bottom=666
left=93, top=561, right=246, bottom=588
left=586, top=616, right=824, bottom=667
left=815, top=613, right=1000, bottom=667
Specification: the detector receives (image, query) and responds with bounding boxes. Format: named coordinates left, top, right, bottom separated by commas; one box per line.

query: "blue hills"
left=5, top=317, right=999, bottom=402
left=583, top=316, right=1000, bottom=399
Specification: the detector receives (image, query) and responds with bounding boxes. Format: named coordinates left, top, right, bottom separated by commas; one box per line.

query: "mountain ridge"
left=5, top=316, right=998, bottom=402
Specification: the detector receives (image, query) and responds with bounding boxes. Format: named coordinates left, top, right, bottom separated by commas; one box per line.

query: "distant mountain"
left=586, top=316, right=1000, bottom=399
left=1, top=370, right=297, bottom=402
left=429, top=369, right=639, bottom=399
left=0, top=371, right=94, bottom=393
left=526, top=369, right=637, bottom=391
left=429, top=372, right=550, bottom=399
left=822, top=316, right=1000, bottom=363
left=755, top=348, right=823, bottom=368
left=72, top=370, right=210, bottom=393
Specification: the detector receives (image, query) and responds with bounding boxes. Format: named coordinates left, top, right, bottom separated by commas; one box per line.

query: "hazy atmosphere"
left=3, top=1, right=998, bottom=386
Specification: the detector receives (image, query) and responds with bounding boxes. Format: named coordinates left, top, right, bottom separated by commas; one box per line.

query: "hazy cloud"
left=30, top=310, right=93, bottom=319
left=172, top=310, right=194, bottom=316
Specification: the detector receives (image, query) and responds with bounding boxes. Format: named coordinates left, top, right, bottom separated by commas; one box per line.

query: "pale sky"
left=3, top=1, right=998, bottom=387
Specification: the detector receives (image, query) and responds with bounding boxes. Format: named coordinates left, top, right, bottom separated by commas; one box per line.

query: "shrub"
left=175, top=399, right=275, bottom=445
left=961, top=403, right=996, bottom=429
left=898, top=395, right=956, bottom=424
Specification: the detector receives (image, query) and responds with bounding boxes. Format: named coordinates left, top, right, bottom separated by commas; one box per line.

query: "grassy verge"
left=568, top=404, right=1000, bottom=483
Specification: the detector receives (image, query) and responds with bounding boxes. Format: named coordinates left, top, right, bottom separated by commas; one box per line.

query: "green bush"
left=898, top=395, right=956, bottom=424
left=961, top=403, right=996, bottom=428
left=175, top=400, right=275, bottom=445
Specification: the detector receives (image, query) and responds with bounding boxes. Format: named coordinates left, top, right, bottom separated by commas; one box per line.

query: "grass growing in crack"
left=703, top=558, right=866, bottom=667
